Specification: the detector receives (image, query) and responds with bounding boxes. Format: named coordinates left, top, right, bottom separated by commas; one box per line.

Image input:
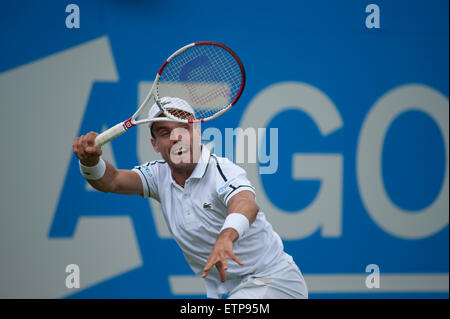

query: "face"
left=151, top=120, right=202, bottom=174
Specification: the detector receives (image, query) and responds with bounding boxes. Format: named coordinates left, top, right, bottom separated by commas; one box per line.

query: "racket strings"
left=157, top=44, right=243, bottom=120
left=167, top=109, right=195, bottom=121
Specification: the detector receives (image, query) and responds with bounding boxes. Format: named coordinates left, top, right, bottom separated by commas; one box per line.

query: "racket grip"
left=94, top=122, right=127, bottom=147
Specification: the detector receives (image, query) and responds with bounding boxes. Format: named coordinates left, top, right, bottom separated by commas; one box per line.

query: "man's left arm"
left=202, top=190, right=259, bottom=282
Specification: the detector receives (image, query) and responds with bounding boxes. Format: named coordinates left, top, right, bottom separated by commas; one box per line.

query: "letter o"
left=357, top=84, right=449, bottom=239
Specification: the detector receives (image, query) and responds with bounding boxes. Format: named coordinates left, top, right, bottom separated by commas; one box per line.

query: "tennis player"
left=73, top=97, right=308, bottom=299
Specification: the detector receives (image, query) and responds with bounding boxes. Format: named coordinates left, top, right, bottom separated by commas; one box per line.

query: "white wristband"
left=79, top=158, right=106, bottom=180
left=220, top=213, right=250, bottom=239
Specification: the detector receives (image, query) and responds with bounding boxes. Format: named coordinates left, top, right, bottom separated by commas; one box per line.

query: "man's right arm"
left=73, top=131, right=143, bottom=196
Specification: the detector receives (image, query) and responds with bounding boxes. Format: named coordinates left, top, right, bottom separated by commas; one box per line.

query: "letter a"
left=365, top=4, right=380, bottom=29
left=65, top=4, right=80, bottom=29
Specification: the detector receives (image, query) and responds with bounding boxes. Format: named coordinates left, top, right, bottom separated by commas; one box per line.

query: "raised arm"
left=73, top=131, right=143, bottom=195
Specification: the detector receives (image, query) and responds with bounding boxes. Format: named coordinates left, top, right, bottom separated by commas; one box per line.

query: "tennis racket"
left=94, top=41, right=246, bottom=147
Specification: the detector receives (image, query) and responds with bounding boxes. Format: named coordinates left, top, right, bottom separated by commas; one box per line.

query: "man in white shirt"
left=73, top=97, right=308, bottom=299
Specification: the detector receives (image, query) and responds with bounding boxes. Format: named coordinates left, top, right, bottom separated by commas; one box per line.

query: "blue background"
left=0, top=0, right=448, bottom=298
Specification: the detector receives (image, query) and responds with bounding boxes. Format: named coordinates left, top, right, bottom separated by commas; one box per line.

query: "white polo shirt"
left=132, top=146, right=285, bottom=298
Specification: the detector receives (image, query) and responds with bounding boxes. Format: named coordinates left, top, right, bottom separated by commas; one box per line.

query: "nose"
left=172, top=137, right=180, bottom=145
left=171, top=127, right=189, bottom=144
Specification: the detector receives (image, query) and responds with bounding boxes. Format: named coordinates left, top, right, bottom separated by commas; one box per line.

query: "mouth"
left=171, top=145, right=189, bottom=156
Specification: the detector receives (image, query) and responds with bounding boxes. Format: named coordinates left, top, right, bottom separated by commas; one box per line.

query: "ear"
left=151, top=138, right=160, bottom=153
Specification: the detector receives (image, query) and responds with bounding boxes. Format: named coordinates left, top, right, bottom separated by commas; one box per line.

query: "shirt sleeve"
left=214, top=157, right=256, bottom=207
left=132, top=162, right=160, bottom=201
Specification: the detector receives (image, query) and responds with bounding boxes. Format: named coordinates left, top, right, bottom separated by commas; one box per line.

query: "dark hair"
left=150, top=126, right=156, bottom=139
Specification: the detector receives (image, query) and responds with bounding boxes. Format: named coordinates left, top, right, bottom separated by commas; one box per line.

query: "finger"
left=80, top=142, right=89, bottom=159
left=86, top=145, right=102, bottom=157
left=82, top=136, right=92, bottom=157
left=216, top=262, right=227, bottom=283
left=75, top=138, right=86, bottom=159
left=203, top=258, right=215, bottom=273
left=79, top=135, right=87, bottom=149
left=230, top=253, right=244, bottom=266
left=222, top=257, right=229, bottom=271
left=72, top=138, right=78, bottom=152
left=85, top=146, right=95, bottom=154
left=202, top=258, right=216, bottom=278
left=86, top=132, right=98, bottom=146
left=75, top=141, right=84, bottom=159
left=73, top=138, right=80, bottom=155
left=202, top=267, right=211, bottom=278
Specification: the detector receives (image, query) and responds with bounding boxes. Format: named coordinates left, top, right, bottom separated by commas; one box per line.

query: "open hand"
left=202, top=229, right=244, bottom=283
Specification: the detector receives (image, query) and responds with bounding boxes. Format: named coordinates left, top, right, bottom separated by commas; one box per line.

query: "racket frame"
left=94, top=41, right=245, bottom=147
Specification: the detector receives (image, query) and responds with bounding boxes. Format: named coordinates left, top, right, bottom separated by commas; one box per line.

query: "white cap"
left=148, top=96, right=196, bottom=133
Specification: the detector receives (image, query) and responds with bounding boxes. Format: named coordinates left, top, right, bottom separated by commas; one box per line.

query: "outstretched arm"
left=73, top=131, right=143, bottom=195
left=202, top=190, right=259, bottom=282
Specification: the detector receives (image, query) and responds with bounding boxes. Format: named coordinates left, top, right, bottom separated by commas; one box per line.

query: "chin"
left=172, top=161, right=195, bottom=173
left=166, top=153, right=193, bottom=168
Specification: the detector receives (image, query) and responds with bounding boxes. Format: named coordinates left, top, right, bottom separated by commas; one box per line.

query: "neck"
left=171, top=164, right=196, bottom=188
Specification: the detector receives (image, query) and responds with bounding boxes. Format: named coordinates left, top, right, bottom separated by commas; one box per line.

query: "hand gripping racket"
left=94, top=41, right=246, bottom=147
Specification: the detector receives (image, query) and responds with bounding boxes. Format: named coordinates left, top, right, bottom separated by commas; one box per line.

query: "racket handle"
left=94, top=122, right=127, bottom=147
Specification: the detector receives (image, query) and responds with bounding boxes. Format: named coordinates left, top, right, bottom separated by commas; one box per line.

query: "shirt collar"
left=189, top=144, right=211, bottom=179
